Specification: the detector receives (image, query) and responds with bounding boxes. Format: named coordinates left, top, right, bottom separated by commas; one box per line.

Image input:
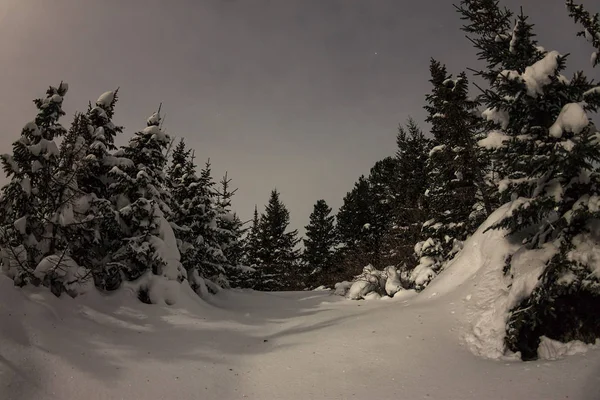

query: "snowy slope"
left=1, top=269, right=599, bottom=400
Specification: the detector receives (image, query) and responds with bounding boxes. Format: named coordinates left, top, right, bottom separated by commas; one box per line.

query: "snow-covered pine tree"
left=71, top=90, right=125, bottom=291
left=384, top=119, right=432, bottom=275
left=108, top=109, right=185, bottom=300
left=366, top=157, right=400, bottom=268
left=335, top=176, right=375, bottom=273
left=0, top=82, right=87, bottom=296
left=566, top=0, right=600, bottom=68
left=214, top=172, right=238, bottom=263
left=303, top=199, right=337, bottom=285
left=458, top=0, right=600, bottom=360
left=194, top=159, right=229, bottom=287
left=167, top=146, right=229, bottom=294
left=165, top=139, right=197, bottom=280
left=410, top=60, right=490, bottom=290
left=255, top=190, right=301, bottom=290
left=242, top=205, right=262, bottom=267
left=215, top=173, right=247, bottom=283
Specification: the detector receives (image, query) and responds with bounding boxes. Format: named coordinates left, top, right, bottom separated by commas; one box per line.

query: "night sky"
left=0, top=0, right=596, bottom=236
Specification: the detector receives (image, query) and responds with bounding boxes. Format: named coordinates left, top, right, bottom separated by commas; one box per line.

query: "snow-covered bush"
left=335, top=264, right=405, bottom=300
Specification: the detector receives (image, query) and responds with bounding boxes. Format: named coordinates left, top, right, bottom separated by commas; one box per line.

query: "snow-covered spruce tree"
left=70, top=90, right=125, bottom=291
left=238, top=205, right=261, bottom=288
left=410, top=60, right=491, bottom=291
left=384, top=119, right=432, bottom=276
left=215, top=172, right=247, bottom=287
left=303, top=199, right=337, bottom=286
left=166, top=140, right=196, bottom=279
left=108, top=110, right=185, bottom=302
left=195, top=159, right=229, bottom=287
left=458, top=0, right=600, bottom=359
left=165, top=142, right=228, bottom=294
left=335, top=176, right=376, bottom=274
left=0, top=82, right=88, bottom=296
left=335, top=157, right=400, bottom=275
left=367, top=157, right=402, bottom=267
left=255, top=190, right=301, bottom=291
left=566, top=0, right=600, bottom=68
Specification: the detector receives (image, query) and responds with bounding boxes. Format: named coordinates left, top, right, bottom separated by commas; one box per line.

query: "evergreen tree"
left=166, top=139, right=196, bottom=278
left=215, top=172, right=242, bottom=265
left=566, top=0, right=600, bottom=68
left=255, top=190, right=300, bottom=290
left=194, top=159, right=229, bottom=286
left=72, top=90, right=124, bottom=291
left=335, top=176, right=375, bottom=272
left=458, top=0, right=600, bottom=359
left=166, top=139, right=190, bottom=186
left=243, top=205, right=262, bottom=268
left=303, top=199, right=337, bottom=278
left=367, top=157, right=401, bottom=267
left=166, top=145, right=228, bottom=291
left=0, top=82, right=81, bottom=295
left=384, top=119, right=432, bottom=270
left=215, top=172, right=247, bottom=285
left=109, top=110, right=184, bottom=286
left=410, top=60, right=491, bottom=290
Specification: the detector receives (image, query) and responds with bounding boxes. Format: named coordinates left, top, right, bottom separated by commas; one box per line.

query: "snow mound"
left=419, top=200, right=595, bottom=360
left=419, top=202, right=534, bottom=358
left=334, top=281, right=352, bottom=296
left=335, top=265, right=406, bottom=300
left=537, top=336, right=599, bottom=360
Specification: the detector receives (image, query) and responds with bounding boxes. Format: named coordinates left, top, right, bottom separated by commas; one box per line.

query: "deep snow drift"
left=1, top=279, right=599, bottom=399
left=1, top=203, right=599, bottom=399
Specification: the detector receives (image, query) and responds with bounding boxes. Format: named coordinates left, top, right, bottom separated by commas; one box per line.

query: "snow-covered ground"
left=1, top=264, right=599, bottom=400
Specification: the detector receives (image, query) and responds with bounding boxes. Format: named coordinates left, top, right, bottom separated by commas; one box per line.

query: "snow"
left=549, top=103, right=589, bottom=138
left=150, top=204, right=185, bottom=282
left=20, top=177, right=31, bottom=195
left=429, top=144, right=446, bottom=157
left=103, top=155, right=134, bottom=168
left=14, top=216, right=27, bottom=235
left=584, top=86, right=600, bottom=97
left=568, top=229, right=600, bottom=278
left=1, top=274, right=598, bottom=400
left=147, top=112, right=161, bottom=126
left=34, top=254, right=93, bottom=295
left=538, top=336, right=599, bottom=360
left=500, top=51, right=561, bottom=97
left=346, top=280, right=376, bottom=300
left=31, top=160, right=43, bottom=172
left=482, top=107, right=509, bottom=129
left=28, top=138, right=60, bottom=158
left=509, top=21, right=520, bottom=54
left=478, top=130, right=511, bottom=149
left=58, top=82, right=69, bottom=94
left=384, top=265, right=402, bottom=296
left=521, top=51, right=561, bottom=97
left=142, top=125, right=170, bottom=143
left=410, top=256, right=436, bottom=288
left=420, top=201, right=564, bottom=361
left=333, top=280, right=352, bottom=296
left=23, top=121, right=41, bottom=136
left=96, top=91, right=115, bottom=107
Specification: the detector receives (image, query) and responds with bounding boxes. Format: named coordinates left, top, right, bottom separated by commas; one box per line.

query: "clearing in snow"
left=1, top=267, right=599, bottom=399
